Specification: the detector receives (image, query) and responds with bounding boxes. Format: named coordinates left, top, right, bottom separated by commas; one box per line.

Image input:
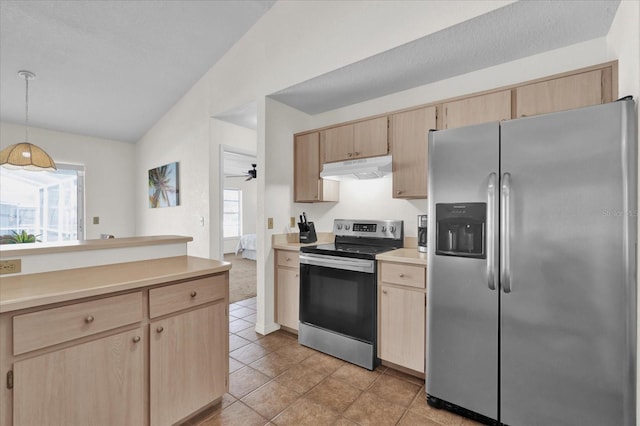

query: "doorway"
left=221, top=147, right=258, bottom=303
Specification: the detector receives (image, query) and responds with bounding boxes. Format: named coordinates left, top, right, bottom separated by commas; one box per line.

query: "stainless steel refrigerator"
left=426, top=99, right=637, bottom=425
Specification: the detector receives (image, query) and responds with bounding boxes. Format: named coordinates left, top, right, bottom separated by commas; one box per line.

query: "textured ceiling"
left=0, top=0, right=274, bottom=142
left=0, top=0, right=621, bottom=142
left=269, top=0, right=620, bottom=114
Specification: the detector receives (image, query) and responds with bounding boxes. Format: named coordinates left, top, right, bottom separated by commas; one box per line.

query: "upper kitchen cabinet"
left=294, top=132, right=339, bottom=203
left=321, top=116, right=389, bottom=163
left=441, top=90, right=512, bottom=129
left=515, top=67, right=615, bottom=118
left=390, top=106, right=436, bottom=199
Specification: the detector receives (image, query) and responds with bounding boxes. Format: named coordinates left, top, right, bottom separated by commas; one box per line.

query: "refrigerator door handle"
left=486, top=172, right=497, bottom=290
left=501, top=172, right=512, bottom=293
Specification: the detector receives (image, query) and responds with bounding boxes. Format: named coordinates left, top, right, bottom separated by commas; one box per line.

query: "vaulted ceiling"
left=0, top=1, right=620, bottom=142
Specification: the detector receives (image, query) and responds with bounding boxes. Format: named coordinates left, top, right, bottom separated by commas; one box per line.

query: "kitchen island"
left=0, top=250, right=231, bottom=426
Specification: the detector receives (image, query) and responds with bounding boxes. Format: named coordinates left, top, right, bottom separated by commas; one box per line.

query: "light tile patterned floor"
left=183, top=297, right=480, bottom=426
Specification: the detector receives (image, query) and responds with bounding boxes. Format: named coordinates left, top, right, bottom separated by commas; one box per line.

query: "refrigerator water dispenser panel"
left=435, top=203, right=486, bottom=258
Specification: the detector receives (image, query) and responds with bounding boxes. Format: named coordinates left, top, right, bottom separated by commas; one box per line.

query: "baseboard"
left=254, top=321, right=280, bottom=335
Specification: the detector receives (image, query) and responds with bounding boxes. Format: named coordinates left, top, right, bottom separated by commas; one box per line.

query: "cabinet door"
left=322, top=124, right=354, bottom=163
left=276, top=267, right=300, bottom=331
left=516, top=70, right=605, bottom=117
left=150, top=302, right=227, bottom=426
left=442, top=90, right=511, bottom=129
left=294, top=132, right=321, bottom=202
left=14, top=328, right=144, bottom=426
left=390, top=106, right=436, bottom=199
left=379, top=284, right=425, bottom=373
left=354, top=116, right=388, bottom=158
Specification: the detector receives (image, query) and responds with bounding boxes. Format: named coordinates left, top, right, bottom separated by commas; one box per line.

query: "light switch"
left=93, top=216, right=99, bottom=224
left=290, top=217, right=296, bottom=228
left=267, top=217, right=274, bottom=229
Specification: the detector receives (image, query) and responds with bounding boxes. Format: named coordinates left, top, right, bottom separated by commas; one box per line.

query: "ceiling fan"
left=246, top=163, right=257, bottom=181
left=227, top=163, right=257, bottom=181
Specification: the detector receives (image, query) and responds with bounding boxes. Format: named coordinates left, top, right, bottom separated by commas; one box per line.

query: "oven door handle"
left=299, top=253, right=375, bottom=274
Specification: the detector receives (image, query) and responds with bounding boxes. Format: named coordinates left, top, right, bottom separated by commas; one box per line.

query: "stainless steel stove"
left=298, top=219, right=404, bottom=370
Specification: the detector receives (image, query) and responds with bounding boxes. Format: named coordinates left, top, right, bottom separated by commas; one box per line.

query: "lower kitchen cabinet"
left=150, top=302, right=227, bottom=426
left=275, top=249, right=300, bottom=331
left=13, top=328, right=145, bottom=426
left=378, top=261, right=426, bottom=375
left=0, top=266, right=229, bottom=426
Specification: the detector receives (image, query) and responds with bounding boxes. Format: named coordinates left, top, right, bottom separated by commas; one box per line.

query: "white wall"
left=135, top=76, right=211, bottom=258
left=0, top=122, right=135, bottom=239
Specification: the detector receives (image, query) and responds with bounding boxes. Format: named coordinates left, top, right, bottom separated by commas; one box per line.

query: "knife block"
left=299, top=222, right=317, bottom=243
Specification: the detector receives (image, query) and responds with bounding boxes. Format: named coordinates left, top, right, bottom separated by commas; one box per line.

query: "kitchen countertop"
left=0, top=235, right=192, bottom=257
left=0, top=255, right=230, bottom=313
left=272, top=232, right=334, bottom=250
left=376, top=248, right=427, bottom=266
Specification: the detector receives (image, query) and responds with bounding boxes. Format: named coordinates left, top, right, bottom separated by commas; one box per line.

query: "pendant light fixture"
left=0, top=70, right=56, bottom=171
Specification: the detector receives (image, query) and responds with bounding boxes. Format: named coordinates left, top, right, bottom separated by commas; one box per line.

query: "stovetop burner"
left=300, top=219, right=404, bottom=260
left=311, top=243, right=397, bottom=255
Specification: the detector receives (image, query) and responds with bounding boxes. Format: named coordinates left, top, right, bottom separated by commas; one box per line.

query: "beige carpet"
left=224, top=253, right=257, bottom=304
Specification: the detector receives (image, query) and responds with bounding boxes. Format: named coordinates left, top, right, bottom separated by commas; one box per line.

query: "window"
left=223, top=189, right=242, bottom=238
left=0, top=164, right=84, bottom=242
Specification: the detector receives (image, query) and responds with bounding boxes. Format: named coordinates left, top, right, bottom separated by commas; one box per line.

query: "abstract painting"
left=148, top=162, right=180, bottom=208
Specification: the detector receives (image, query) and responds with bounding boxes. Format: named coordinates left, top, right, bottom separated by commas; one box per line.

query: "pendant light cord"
left=24, top=75, right=29, bottom=142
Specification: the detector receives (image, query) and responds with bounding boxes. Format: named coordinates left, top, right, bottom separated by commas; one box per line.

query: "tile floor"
left=184, top=297, right=480, bottom=426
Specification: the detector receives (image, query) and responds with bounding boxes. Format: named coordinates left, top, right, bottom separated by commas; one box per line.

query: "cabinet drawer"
left=380, top=263, right=425, bottom=289
left=277, top=250, right=300, bottom=268
left=13, top=292, right=143, bottom=355
left=149, top=274, right=226, bottom=318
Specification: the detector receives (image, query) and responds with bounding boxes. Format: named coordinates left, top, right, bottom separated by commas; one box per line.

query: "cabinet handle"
left=399, top=273, right=404, bottom=278
left=396, top=190, right=403, bottom=195
left=286, top=257, right=291, bottom=261
left=382, top=290, right=388, bottom=294
left=156, top=326, right=164, bottom=333
left=347, top=152, right=353, bottom=157
left=190, top=290, right=197, bottom=298
left=295, top=274, right=299, bottom=278
left=354, top=151, right=360, bottom=156
left=132, top=336, right=141, bottom=343
left=85, top=315, right=94, bottom=323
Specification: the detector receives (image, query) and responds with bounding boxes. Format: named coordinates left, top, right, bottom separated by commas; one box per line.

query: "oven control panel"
left=333, top=219, right=403, bottom=240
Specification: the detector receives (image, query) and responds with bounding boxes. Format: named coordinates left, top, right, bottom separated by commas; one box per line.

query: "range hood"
left=320, top=155, right=392, bottom=180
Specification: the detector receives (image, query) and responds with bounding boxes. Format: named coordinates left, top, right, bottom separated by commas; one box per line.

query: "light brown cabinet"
left=378, top=261, right=426, bottom=374
left=442, top=90, right=512, bottom=129
left=13, top=328, right=145, bottom=426
left=150, top=302, right=226, bottom=426
left=294, top=62, right=615, bottom=202
left=322, top=116, right=388, bottom=163
left=294, top=132, right=339, bottom=203
left=275, top=249, right=300, bottom=331
left=389, top=106, right=436, bottom=199
left=1, top=270, right=229, bottom=426
left=515, top=69, right=614, bottom=118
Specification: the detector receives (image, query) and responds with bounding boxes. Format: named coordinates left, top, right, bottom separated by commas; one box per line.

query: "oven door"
left=299, top=253, right=376, bottom=343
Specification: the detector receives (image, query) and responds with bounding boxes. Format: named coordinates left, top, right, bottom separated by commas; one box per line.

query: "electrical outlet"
left=93, top=216, right=99, bottom=225
left=267, top=217, right=274, bottom=229
left=290, top=217, right=296, bottom=228
left=0, top=259, right=21, bottom=275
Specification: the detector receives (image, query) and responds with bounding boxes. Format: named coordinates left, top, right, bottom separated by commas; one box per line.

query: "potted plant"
left=6, top=230, right=41, bottom=244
